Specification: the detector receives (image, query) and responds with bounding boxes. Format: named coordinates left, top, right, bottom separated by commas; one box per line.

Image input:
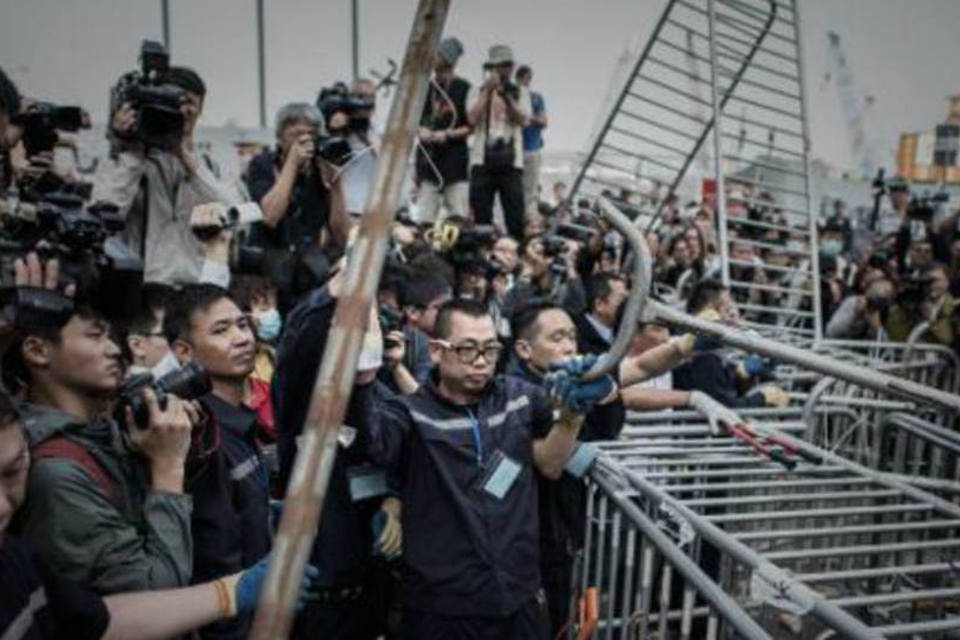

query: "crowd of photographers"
left=0, top=31, right=959, bottom=640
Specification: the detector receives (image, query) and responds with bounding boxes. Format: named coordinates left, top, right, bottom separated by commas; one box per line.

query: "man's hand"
left=686, top=390, right=741, bottom=436
left=127, top=389, right=201, bottom=493
left=758, top=385, right=790, bottom=408
left=224, top=557, right=319, bottom=616
left=189, top=203, right=233, bottom=264
left=13, top=252, right=75, bottom=295
left=328, top=112, right=349, bottom=131
left=546, top=355, right=617, bottom=414
left=111, top=102, right=137, bottom=136
left=373, top=496, right=402, bottom=559
left=383, top=331, right=406, bottom=370
left=285, top=133, right=315, bottom=172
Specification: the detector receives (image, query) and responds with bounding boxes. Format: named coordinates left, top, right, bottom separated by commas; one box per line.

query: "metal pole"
left=351, top=0, right=360, bottom=81
left=256, top=0, right=266, bottom=128
left=161, top=0, right=171, bottom=49
left=650, top=300, right=960, bottom=412
left=793, top=0, right=823, bottom=340
left=248, top=1, right=449, bottom=637
left=707, top=0, right=730, bottom=287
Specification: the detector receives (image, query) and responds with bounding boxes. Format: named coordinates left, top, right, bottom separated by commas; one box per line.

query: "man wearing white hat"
left=466, top=44, right=532, bottom=241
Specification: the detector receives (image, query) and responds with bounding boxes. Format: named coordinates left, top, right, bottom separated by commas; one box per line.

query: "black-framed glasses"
left=435, top=340, right=502, bottom=365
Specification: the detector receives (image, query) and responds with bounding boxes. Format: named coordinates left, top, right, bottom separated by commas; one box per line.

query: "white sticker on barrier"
left=749, top=561, right=815, bottom=616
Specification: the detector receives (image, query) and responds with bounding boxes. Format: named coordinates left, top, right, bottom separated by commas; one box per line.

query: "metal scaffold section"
left=573, top=0, right=822, bottom=340
left=577, top=414, right=960, bottom=639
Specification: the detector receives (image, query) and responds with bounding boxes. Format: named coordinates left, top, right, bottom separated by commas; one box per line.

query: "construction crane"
left=824, top=30, right=875, bottom=178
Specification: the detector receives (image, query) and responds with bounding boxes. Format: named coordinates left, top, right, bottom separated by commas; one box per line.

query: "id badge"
left=347, top=466, right=388, bottom=502
left=479, top=450, right=522, bottom=500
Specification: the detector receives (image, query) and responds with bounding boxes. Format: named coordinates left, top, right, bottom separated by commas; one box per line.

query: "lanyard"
left=465, top=408, right=483, bottom=466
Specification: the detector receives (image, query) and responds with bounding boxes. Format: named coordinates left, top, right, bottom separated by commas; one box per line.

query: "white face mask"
left=151, top=350, right=181, bottom=380
left=356, top=329, right=383, bottom=372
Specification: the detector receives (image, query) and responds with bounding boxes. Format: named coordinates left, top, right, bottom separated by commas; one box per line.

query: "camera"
left=0, top=189, right=143, bottom=323
left=378, top=304, right=404, bottom=349
left=897, top=275, right=932, bottom=308
left=554, top=222, right=597, bottom=245
left=314, top=134, right=353, bottom=166
left=117, top=361, right=211, bottom=430
left=907, top=192, right=949, bottom=222
left=448, top=225, right=497, bottom=268
left=540, top=235, right=568, bottom=259
left=316, top=82, right=375, bottom=133
left=12, top=101, right=89, bottom=157
left=189, top=202, right=268, bottom=277
left=110, top=40, right=185, bottom=150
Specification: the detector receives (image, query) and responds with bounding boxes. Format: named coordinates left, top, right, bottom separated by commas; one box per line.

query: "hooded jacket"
left=15, top=404, right=193, bottom=595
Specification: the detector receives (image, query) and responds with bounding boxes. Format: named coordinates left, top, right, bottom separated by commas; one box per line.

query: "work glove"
left=686, top=390, right=743, bottom=436
left=545, top=355, right=616, bottom=414
left=224, top=556, right=319, bottom=616
left=735, top=354, right=776, bottom=379
left=372, top=496, right=403, bottom=560
left=758, top=385, right=790, bottom=408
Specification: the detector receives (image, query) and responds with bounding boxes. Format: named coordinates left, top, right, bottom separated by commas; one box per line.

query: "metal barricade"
left=578, top=416, right=960, bottom=638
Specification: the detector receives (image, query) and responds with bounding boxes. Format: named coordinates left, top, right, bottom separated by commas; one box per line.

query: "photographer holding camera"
left=466, top=45, right=531, bottom=241
left=246, top=103, right=351, bottom=305
left=501, top=233, right=585, bottom=326
left=3, top=256, right=199, bottom=595
left=93, top=54, right=246, bottom=287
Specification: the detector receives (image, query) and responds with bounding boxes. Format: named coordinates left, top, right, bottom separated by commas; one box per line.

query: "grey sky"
left=2, top=0, right=957, bottom=172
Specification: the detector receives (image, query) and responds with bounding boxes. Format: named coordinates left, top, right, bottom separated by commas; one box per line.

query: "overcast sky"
left=2, top=0, right=958, bottom=172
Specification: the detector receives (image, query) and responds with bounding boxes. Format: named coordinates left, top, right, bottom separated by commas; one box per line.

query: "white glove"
left=687, top=390, right=743, bottom=436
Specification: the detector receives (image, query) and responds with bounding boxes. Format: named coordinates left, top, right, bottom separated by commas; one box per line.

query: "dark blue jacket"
left=367, top=373, right=554, bottom=618
left=274, top=286, right=385, bottom=588
left=187, top=394, right=271, bottom=639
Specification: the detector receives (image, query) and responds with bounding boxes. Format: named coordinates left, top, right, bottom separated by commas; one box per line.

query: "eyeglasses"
left=434, top=340, right=503, bottom=365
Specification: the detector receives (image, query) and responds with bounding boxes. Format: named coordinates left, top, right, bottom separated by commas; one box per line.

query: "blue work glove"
left=230, top=557, right=320, bottom=616
left=736, top=354, right=775, bottom=379
left=545, top=355, right=615, bottom=414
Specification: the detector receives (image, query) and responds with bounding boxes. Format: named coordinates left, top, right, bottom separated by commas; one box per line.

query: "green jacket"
left=15, top=404, right=193, bottom=595
left=887, top=294, right=956, bottom=346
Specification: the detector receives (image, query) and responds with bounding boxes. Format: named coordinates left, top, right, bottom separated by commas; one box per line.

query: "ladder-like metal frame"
left=574, top=0, right=822, bottom=340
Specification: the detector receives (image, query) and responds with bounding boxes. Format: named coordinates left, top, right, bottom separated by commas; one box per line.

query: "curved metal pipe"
left=584, top=196, right=652, bottom=381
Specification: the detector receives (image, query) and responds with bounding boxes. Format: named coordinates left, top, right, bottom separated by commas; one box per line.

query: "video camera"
left=189, top=202, right=268, bottom=276
left=0, top=189, right=143, bottom=324
left=317, top=82, right=375, bottom=125
left=907, top=192, right=949, bottom=222
left=897, top=274, right=933, bottom=309
left=12, top=101, right=89, bottom=157
left=117, top=361, right=211, bottom=430
left=110, top=40, right=186, bottom=151
left=449, top=225, right=497, bottom=268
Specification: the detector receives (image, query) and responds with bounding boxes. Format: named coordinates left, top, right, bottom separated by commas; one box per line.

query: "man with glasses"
left=365, top=298, right=614, bottom=638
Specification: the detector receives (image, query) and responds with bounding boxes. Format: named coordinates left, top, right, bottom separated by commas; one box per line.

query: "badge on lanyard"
left=480, top=449, right=522, bottom=500
left=347, top=465, right=389, bottom=502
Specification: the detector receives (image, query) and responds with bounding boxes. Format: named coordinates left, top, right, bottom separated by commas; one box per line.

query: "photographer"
left=4, top=256, right=198, bottom=594
left=163, top=284, right=271, bottom=639
left=466, top=45, right=532, bottom=240
left=0, top=388, right=318, bottom=640
left=93, top=65, right=246, bottom=286
left=416, top=37, right=472, bottom=224
left=322, top=79, right=380, bottom=218
left=887, top=263, right=955, bottom=346
left=501, top=233, right=585, bottom=325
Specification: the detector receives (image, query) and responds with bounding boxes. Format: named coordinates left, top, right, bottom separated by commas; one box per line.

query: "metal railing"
left=577, top=413, right=960, bottom=638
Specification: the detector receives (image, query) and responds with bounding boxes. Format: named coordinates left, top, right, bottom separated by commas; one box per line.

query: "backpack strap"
left=32, top=436, right=125, bottom=512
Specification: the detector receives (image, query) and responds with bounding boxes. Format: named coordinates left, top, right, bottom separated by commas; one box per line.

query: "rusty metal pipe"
left=249, top=1, right=449, bottom=636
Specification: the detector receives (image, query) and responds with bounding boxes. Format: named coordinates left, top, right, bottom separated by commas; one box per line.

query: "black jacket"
left=366, top=373, right=554, bottom=618
left=186, top=395, right=271, bottom=639
left=274, top=285, right=385, bottom=588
